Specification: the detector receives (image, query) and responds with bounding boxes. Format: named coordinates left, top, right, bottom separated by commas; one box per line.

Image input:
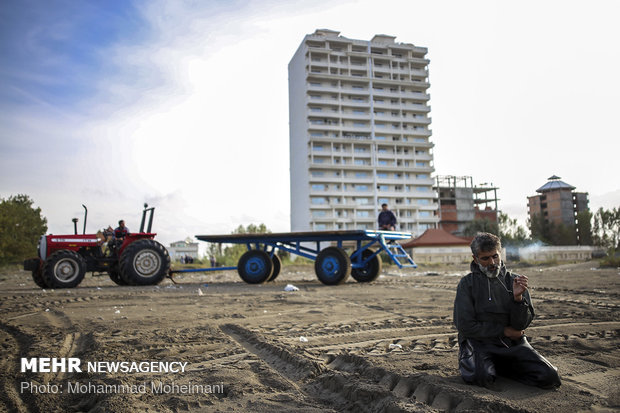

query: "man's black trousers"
left=458, top=336, right=561, bottom=389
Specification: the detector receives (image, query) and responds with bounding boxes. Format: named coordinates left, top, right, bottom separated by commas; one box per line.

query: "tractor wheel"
left=108, top=268, right=129, bottom=286
left=237, top=250, right=273, bottom=284
left=314, top=246, right=351, bottom=285
left=31, top=264, right=48, bottom=288
left=43, top=250, right=87, bottom=289
left=268, top=253, right=282, bottom=282
left=119, top=240, right=170, bottom=285
left=351, top=249, right=382, bottom=283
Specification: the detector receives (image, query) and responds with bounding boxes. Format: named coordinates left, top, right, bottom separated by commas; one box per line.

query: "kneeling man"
left=453, top=232, right=561, bottom=389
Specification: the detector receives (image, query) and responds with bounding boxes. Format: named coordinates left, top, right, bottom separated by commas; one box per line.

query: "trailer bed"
left=181, top=230, right=416, bottom=285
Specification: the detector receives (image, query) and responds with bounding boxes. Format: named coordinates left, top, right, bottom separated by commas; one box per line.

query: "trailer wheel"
left=268, top=254, right=282, bottom=282
left=120, top=239, right=170, bottom=285
left=43, top=250, right=87, bottom=288
left=108, top=268, right=128, bottom=286
left=315, top=246, right=351, bottom=285
left=237, top=250, right=273, bottom=284
left=351, top=249, right=382, bottom=283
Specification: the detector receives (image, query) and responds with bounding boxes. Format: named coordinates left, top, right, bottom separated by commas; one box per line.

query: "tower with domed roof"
left=527, top=175, right=589, bottom=244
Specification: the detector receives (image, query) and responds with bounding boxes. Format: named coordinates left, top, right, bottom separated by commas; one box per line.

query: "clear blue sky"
left=1, top=0, right=619, bottom=249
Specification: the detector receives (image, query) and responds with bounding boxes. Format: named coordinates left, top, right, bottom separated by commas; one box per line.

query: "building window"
left=311, top=197, right=327, bottom=205
left=312, top=184, right=326, bottom=191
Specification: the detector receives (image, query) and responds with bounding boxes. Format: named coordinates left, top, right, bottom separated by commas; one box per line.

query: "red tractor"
left=24, top=204, right=170, bottom=288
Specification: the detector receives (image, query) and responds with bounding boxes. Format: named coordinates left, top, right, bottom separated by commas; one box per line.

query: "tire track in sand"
left=220, top=324, right=529, bottom=413
left=0, top=322, right=38, bottom=413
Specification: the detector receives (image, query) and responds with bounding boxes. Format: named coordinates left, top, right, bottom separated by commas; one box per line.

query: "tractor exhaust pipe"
left=140, top=203, right=155, bottom=233
left=72, top=218, right=78, bottom=235
left=82, top=205, right=88, bottom=235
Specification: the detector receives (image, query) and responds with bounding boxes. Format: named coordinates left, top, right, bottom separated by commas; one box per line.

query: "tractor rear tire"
left=108, top=268, right=128, bottom=286
left=119, top=240, right=170, bottom=286
left=268, top=254, right=282, bottom=282
left=237, top=250, right=273, bottom=284
left=314, top=247, right=351, bottom=285
left=351, top=249, right=382, bottom=283
left=43, top=250, right=87, bottom=288
left=31, top=264, right=48, bottom=288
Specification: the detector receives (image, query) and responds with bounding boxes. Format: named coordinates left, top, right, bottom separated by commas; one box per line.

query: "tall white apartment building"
left=289, top=29, right=439, bottom=234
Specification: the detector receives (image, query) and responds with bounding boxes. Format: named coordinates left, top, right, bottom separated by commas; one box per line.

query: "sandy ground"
left=1, top=261, right=619, bottom=413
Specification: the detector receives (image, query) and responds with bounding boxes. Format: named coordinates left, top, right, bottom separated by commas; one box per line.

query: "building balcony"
left=407, top=57, right=430, bottom=65
left=307, top=84, right=342, bottom=94
left=308, top=124, right=343, bottom=133
left=409, top=116, right=432, bottom=125
left=414, top=154, right=433, bottom=161
left=306, top=97, right=340, bottom=106
left=340, top=112, right=371, bottom=121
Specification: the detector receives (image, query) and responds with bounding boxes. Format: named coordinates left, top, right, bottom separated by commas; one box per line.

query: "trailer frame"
left=170, top=230, right=416, bottom=285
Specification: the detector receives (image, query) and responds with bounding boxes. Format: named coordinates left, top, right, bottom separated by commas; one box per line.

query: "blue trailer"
left=170, top=230, right=416, bottom=285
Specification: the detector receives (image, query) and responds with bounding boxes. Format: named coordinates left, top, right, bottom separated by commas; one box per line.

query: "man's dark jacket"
left=453, top=261, right=534, bottom=344
left=378, top=210, right=397, bottom=228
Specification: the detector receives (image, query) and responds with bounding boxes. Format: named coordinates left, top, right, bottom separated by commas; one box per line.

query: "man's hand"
left=504, top=326, right=524, bottom=340
left=512, top=275, right=529, bottom=301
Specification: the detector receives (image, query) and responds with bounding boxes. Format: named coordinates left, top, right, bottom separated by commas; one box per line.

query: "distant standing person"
left=377, top=203, right=397, bottom=231
left=114, top=220, right=129, bottom=240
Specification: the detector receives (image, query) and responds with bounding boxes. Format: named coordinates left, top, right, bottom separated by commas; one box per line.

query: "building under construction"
left=435, top=175, right=499, bottom=236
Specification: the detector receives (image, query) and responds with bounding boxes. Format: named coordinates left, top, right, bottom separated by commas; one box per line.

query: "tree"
left=592, top=207, right=620, bottom=251
left=528, top=213, right=576, bottom=246
left=575, top=210, right=593, bottom=245
left=463, top=218, right=499, bottom=238
left=528, top=213, right=552, bottom=244
left=498, top=212, right=528, bottom=245
left=0, top=194, right=48, bottom=265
